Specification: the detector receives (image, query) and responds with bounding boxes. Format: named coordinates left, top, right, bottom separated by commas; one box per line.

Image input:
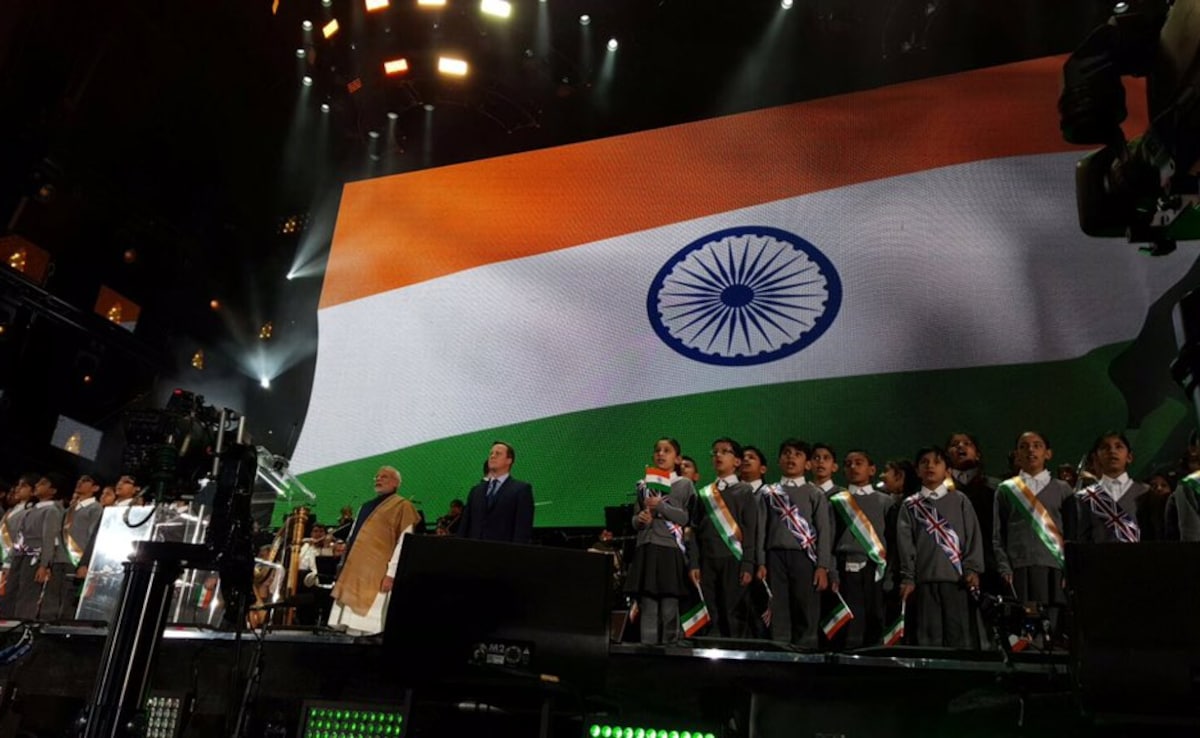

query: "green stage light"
left=302, top=700, right=407, bottom=738
left=586, top=725, right=714, bottom=738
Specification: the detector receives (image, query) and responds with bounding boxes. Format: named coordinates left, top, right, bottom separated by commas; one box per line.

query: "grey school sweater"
left=993, top=475, right=1072, bottom=573
left=1073, top=477, right=1148, bottom=543
left=828, top=486, right=894, bottom=577
left=897, top=487, right=985, bottom=585
left=692, top=477, right=758, bottom=574
left=50, top=498, right=104, bottom=567
left=756, top=480, right=834, bottom=572
left=632, top=476, right=694, bottom=551
left=1166, top=475, right=1200, bottom=541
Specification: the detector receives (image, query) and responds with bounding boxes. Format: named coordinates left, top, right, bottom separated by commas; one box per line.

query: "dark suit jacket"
left=459, top=477, right=535, bottom=544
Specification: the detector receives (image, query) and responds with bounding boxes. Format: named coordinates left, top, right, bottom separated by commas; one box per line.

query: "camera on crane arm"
left=1061, top=0, right=1200, bottom=255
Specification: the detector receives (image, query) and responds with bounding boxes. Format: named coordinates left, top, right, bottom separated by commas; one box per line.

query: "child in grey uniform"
left=993, top=432, right=1072, bottom=634
left=897, top=447, right=985, bottom=649
left=625, top=438, right=695, bottom=644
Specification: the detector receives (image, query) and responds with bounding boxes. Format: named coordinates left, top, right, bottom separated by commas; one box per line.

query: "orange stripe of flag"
left=321, top=56, right=1148, bottom=309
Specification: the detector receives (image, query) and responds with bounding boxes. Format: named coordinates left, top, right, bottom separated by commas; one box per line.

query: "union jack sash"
left=1076, top=483, right=1140, bottom=543
left=904, top=495, right=963, bottom=576
left=764, top=485, right=818, bottom=565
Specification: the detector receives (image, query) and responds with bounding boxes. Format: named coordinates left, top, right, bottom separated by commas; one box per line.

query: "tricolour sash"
left=764, top=484, right=818, bottom=565
left=905, top=495, right=963, bottom=575
left=999, top=476, right=1065, bottom=567
left=1075, top=483, right=1140, bottom=543
left=698, top=482, right=743, bottom=559
left=640, top=467, right=684, bottom=554
left=0, top=514, right=12, bottom=565
left=1182, top=470, right=1200, bottom=498
left=829, top=490, right=887, bottom=581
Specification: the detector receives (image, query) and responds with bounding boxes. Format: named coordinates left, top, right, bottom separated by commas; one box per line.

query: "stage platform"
left=0, top=621, right=1129, bottom=738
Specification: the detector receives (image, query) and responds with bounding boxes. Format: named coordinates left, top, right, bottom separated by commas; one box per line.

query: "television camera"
left=1061, top=0, right=1200, bottom=255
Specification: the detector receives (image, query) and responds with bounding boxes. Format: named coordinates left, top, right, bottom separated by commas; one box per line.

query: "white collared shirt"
left=1019, top=469, right=1051, bottom=495
left=74, top=496, right=98, bottom=510
left=780, top=476, right=806, bottom=487
left=745, top=479, right=763, bottom=493
left=717, top=474, right=739, bottom=489
left=816, top=479, right=835, bottom=493
left=34, top=499, right=57, bottom=509
left=848, top=484, right=874, bottom=496
left=1101, top=473, right=1131, bottom=502
left=919, top=483, right=949, bottom=501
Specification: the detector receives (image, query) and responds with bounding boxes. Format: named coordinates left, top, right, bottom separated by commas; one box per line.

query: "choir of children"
left=618, top=428, right=1185, bottom=651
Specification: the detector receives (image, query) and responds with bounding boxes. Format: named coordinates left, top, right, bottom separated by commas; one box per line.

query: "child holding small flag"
left=993, top=432, right=1072, bottom=630
left=625, top=438, right=696, bottom=644
left=897, top=447, right=985, bottom=649
left=828, top=450, right=893, bottom=649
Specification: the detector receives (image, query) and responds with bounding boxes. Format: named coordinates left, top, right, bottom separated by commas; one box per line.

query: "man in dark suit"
left=459, top=442, right=535, bottom=544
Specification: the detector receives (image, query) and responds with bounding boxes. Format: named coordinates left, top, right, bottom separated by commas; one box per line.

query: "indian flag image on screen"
left=290, top=55, right=1199, bottom=527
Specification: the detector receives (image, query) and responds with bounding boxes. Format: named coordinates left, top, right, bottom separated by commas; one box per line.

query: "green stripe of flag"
left=296, top=342, right=1168, bottom=527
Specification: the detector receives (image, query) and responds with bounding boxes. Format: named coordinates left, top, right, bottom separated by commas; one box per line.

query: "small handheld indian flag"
left=643, top=467, right=672, bottom=495
left=681, top=584, right=710, bottom=637
left=882, top=602, right=905, bottom=646
left=1007, top=633, right=1033, bottom=653
left=821, top=591, right=854, bottom=640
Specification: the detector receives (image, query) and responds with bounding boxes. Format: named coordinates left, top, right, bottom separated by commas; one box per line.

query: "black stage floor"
left=0, top=623, right=1190, bottom=738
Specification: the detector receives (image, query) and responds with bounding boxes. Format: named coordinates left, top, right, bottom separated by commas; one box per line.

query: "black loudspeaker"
left=1066, top=541, right=1200, bottom=725
left=383, top=536, right=612, bottom=694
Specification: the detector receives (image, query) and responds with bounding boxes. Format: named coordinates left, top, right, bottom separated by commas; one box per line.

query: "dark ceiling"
left=0, top=0, right=1111, bottom=479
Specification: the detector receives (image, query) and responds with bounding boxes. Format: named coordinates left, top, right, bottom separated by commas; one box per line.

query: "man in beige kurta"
left=328, top=466, right=420, bottom=634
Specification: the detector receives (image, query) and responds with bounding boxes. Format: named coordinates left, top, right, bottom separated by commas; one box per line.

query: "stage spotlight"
left=322, top=0, right=332, bottom=6
left=191, top=350, right=205, bottom=370
left=781, top=0, right=793, bottom=7
left=209, top=299, right=220, bottom=311
left=383, top=57, right=409, bottom=75
left=123, top=248, right=137, bottom=264
left=437, top=56, right=468, bottom=77
left=368, top=130, right=380, bottom=139
left=418, top=0, right=447, bottom=6
left=579, top=14, right=590, bottom=25
left=259, top=321, right=274, bottom=340
left=322, top=19, right=339, bottom=38
left=387, top=111, right=399, bottom=120
left=481, top=0, right=511, bottom=18
left=260, top=377, right=271, bottom=389
left=607, top=37, right=618, bottom=51
left=365, top=0, right=388, bottom=11
left=302, top=75, right=313, bottom=87
left=302, top=19, right=313, bottom=31
left=320, top=102, right=330, bottom=113
left=295, top=48, right=306, bottom=59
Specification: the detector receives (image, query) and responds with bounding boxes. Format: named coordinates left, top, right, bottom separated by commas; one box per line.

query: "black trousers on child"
left=700, top=555, right=748, bottom=638
left=912, top=580, right=972, bottom=649
left=767, top=549, right=820, bottom=649
left=837, top=561, right=885, bottom=649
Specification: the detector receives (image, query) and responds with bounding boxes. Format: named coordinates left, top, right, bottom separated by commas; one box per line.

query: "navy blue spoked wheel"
left=647, top=226, right=841, bottom=366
